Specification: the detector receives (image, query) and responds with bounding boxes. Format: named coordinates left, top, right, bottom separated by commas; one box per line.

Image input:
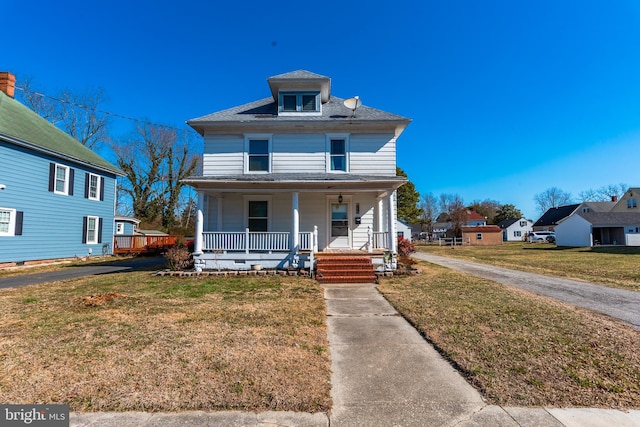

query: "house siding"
left=349, top=134, right=396, bottom=176
left=555, top=215, right=592, bottom=247
left=201, top=132, right=397, bottom=176
left=0, top=141, right=117, bottom=263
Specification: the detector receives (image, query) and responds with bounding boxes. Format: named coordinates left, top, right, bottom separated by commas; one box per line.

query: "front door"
left=329, top=202, right=350, bottom=248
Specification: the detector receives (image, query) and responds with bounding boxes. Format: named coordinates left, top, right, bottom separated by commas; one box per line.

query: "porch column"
left=292, top=191, right=299, bottom=253
left=216, top=193, right=223, bottom=230
left=387, top=191, right=397, bottom=253
left=194, top=191, right=204, bottom=255
left=377, top=198, right=384, bottom=232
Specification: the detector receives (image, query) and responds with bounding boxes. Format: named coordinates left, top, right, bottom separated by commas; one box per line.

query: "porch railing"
left=372, top=231, right=389, bottom=250
left=202, top=229, right=314, bottom=253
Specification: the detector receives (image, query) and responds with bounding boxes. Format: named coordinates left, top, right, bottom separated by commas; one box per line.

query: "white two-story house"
left=184, top=70, right=410, bottom=271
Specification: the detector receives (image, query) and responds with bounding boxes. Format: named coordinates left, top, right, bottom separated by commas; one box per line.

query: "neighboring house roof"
left=533, top=204, right=580, bottom=227
left=497, top=218, right=518, bottom=229
left=115, top=216, right=141, bottom=224
left=575, top=212, right=640, bottom=227
left=581, top=201, right=616, bottom=212
left=187, top=95, right=410, bottom=132
left=0, top=91, right=122, bottom=175
left=137, top=230, right=169, bottom=236
left=465, top=210, right=486, bottom=221
left=461, top=225, right=502, bottom=233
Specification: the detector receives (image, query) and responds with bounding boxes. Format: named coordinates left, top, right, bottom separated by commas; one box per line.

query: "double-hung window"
left=83, top=216, right=102, bottom=244
left=628, top=198, right=638, bottom=209
left=326, top=134, right=349, bottom=172
left=49, top=163, right=74, bottom=195
left=246, top=199, right=270, bottom=232
left=245, top=136, right=271, bottom=173
left=88, top=173, right=100, bottom=200
left=0, top=208, right=16, bottom=236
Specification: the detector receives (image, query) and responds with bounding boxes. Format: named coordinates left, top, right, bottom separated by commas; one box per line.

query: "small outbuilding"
left=461, top=225, right=503, bottom=246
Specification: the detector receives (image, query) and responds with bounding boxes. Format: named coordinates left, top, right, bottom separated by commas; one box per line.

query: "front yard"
left=0, top=273, right=331, bottom=412
left=417, top=242, right=640, bottom=291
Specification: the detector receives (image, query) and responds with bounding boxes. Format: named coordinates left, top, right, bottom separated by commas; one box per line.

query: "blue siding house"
left=0, top=72, right=122, bottom=265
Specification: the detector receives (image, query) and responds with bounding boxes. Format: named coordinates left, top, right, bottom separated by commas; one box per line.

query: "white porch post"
left=291, top=191, right=299, bottom=253
left=194, top=191, right=204, bottom=255
left=216, top=193, right=223, bottom=230
left=387, top=191, right=397, bottom=253
left=377, top=198, right=384, bottom=233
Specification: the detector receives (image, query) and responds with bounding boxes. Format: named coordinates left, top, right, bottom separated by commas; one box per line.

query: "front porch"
left=193, top=227, right=392, bottom=271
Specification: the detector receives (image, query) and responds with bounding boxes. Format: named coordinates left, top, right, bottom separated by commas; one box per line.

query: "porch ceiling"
left=182, top=173, right=407, bottom=192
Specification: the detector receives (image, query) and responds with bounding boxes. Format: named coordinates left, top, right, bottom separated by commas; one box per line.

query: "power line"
left=14, top=85, right=189, bottom=133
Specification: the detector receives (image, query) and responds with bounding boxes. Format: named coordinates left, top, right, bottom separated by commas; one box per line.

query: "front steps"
left=315, top=254, right=377, bottom=284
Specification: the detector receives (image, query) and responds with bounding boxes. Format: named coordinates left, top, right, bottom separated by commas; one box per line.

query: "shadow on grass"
left=522, top=245, right=640, bottom=255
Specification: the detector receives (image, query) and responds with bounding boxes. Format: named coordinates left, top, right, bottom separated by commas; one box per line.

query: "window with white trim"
left=519, top=221, right=527, bottom=227
left=514, top=231, right=522, bottom=237
left=244, top=136, right=272, bottom=173
left=326, top=134, right=349, bottom=172
left=279, top=92, right=319, bottom=113
left=0, top=208, right=16, bottom=236
left=116, top=222, right=124, bottom=234
left=88, top=173, right=100, bottom=200
left=86, top=216, right=99, bottom=244
left=55, top=164, right=70, bottom=194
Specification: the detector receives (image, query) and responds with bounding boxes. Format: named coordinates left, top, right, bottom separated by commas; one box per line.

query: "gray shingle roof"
left=0, top=91, right=121, bottom=175
left=578, top=212, right=640, bottom=226
left=267, top=70, right=329, bottom=80
left=534, top=204, right=580, bottom=227
left=188, top=96, right=409, bottom=126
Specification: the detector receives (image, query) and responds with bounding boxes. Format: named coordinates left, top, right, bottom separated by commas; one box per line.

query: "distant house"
left=554, top=193, right=640, bottom=246
left=532, top=204, right=580, bottom=231
left=498, top=218, right=532, bottom=242
left=115, top=216, right=140, bottom=235
left=432, top=209, right=487, bottom=238
left=461, top=225, right=502, bottom=246
left=396, top=220, right=412, bottom=241
left=0, top=72, right=122, bottom=265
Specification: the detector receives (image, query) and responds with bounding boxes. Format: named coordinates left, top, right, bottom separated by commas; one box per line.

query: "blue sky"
left=3, top=0, right=640, bottom=219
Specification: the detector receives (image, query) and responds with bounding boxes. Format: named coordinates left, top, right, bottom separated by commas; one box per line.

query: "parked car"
left=528, top=231, right=554, bottom=242
left=546, top=234, right=556, bottom=243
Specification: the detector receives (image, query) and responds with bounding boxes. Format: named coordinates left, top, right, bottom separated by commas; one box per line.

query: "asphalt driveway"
left=413, top=252, right=640, bottom=330
left=0, top=257, right=165, bottom=289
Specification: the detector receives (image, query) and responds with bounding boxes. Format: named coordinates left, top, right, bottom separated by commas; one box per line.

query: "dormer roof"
left=267, top=70, right=331, bottom=103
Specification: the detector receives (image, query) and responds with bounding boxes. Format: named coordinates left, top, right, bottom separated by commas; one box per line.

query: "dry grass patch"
left=378, top=261, right=640, bottom=408
left=0, top=273, right=331, bottom=412
left=418, top=243, right=640, bottom=291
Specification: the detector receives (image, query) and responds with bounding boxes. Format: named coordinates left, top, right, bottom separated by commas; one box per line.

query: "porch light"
left=338, top=193, right=343, bottom=204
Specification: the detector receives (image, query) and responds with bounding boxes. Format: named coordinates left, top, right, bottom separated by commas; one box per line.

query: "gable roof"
left=497, top=218, right=518, bottom=228
left=533, top=204, right=580, bottom=227
left=580, top=201, right=616, bottom=212
left=0, top=91, right=121, bottom=175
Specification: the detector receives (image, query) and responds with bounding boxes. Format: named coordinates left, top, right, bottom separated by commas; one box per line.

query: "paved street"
left=0, top=257, right=165, bottom=289
left=413, top=252, right=640, bottom=330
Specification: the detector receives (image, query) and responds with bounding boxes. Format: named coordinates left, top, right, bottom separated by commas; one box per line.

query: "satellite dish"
left=343, top=96, right=361, bottom=116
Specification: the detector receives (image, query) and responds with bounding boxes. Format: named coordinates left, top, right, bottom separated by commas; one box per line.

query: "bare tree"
left=114, top=123, right=199, bottom=231
left=439, top=193, right=466, bottom=237
left=16, top=78, right=110, bottom=150
left=578, top=183, right=627, bottom=202
left=420, top=193, right=438, bottom=233
left=534, top=187, right=573, bottom=214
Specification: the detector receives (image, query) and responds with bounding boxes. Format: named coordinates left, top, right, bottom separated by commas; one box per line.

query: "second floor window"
left=330, top=139, right=346, bottom=171
left=628, top=198, right=638, bottom=208
left=248, top=139, right=269, bottom=172
left=88, top=173, right=100, bottom=200
left=55, top=165, right=69, bottom=194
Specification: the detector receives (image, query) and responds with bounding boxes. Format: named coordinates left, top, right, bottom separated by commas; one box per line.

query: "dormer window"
left=279, top=92, right=320, bottom=113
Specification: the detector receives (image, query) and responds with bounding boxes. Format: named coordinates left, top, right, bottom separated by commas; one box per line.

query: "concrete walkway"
left=61, top=281, right=640, bottom=426
left=323, top=282, right=640, bottom=427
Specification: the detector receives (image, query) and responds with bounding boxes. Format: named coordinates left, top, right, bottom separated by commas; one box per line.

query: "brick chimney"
left=0, top=72, right=16, bottom=98
left=612, top=195, right=618, bottom=202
